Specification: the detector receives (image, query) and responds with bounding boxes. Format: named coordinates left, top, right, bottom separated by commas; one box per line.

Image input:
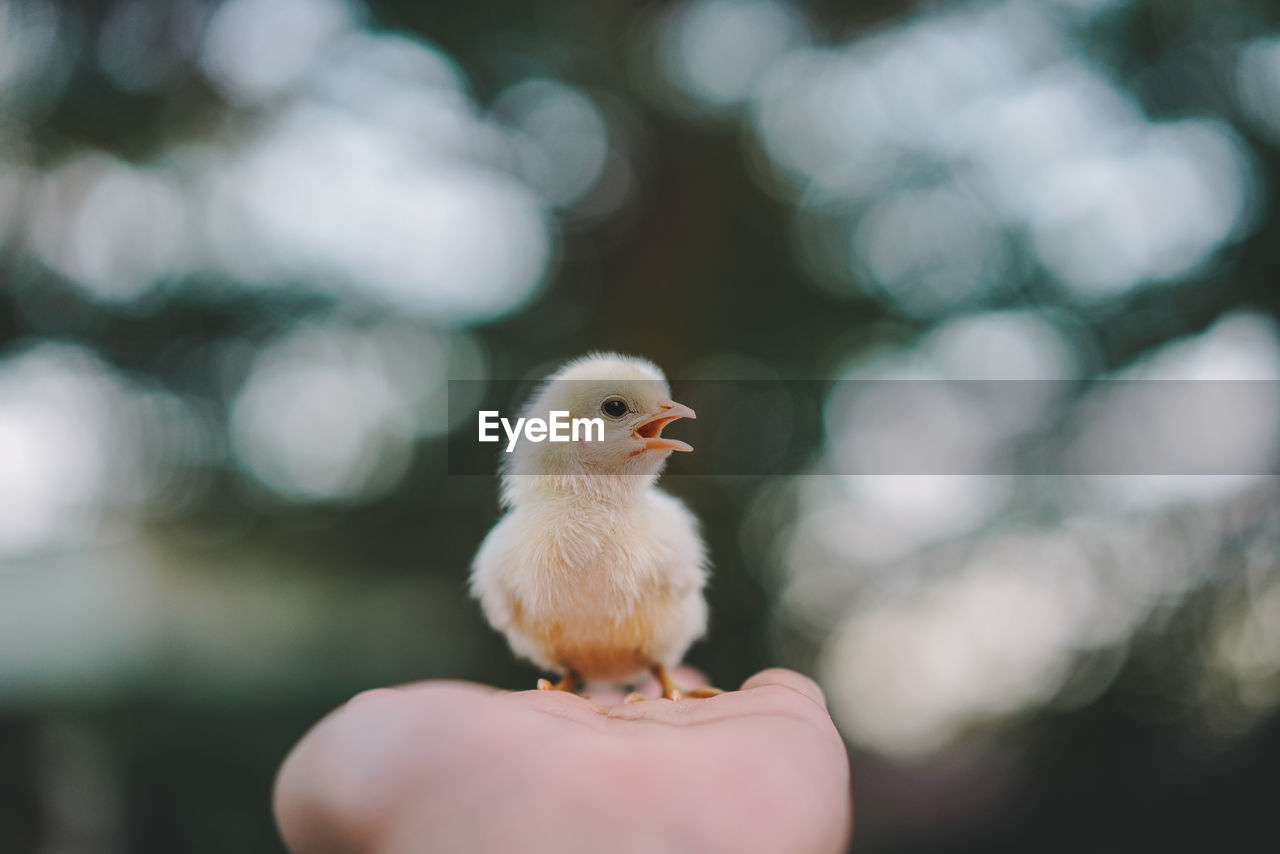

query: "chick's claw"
left=536, top=672, right=580, bottom=693
left=652, top=664, right=722, bottom=702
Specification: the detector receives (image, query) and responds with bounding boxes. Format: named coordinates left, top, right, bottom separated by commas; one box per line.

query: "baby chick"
left=470, top=353, right=717, bottom=701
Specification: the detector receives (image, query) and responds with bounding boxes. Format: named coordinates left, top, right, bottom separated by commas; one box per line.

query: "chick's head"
left=511, top=353, right=695, bottom=477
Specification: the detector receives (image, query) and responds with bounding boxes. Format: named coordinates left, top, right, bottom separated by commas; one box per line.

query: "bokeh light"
left=493, top=78, right=610, bottom=209
left=199, top=0, right=358, bottom=104
left=737, top=2, right=1262, bottom=314
left=655, top=0, right=810, bottom=113
left=0, top=0, right=70, bottom=112
left=0, top=345, right=119, bottom=560
left=230, top=320, right=450, bottom=501
left=30, top=153, right=188, bottom=304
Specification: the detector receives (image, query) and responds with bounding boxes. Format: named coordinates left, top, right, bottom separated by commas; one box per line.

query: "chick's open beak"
left=634, top=399, right=696, bottom=453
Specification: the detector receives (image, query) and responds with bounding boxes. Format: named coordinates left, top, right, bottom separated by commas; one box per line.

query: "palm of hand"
left=275, top=669, right=852, bottom=854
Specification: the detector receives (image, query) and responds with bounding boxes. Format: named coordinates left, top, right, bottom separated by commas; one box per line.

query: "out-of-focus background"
left=2, top=0, right=1280, bottom=851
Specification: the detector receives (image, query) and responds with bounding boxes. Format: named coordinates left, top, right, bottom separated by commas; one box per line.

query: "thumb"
left=740, top=667, right=829, bottom=710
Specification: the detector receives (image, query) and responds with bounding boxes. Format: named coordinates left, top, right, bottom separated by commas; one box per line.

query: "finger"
left=740, top=668, right=828, bottom=710
left=350, top=679, right=503, bottom=702
left=274, top=681, right=500, bottom=852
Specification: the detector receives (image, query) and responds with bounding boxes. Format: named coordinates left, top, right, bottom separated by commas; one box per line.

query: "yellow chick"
left=470, top=353, right=718, bottom=700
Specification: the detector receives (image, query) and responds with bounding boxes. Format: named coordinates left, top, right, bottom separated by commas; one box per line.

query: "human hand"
left=274, top=668, right=852, bottom=854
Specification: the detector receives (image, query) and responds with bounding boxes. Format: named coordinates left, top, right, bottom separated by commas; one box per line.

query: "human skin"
left=274, top=668, right=853, bottom=854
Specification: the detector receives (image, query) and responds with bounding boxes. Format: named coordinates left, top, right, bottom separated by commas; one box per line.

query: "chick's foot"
left=652, top=664, right=724, bottom=702
left=535, top=672, right=580, bottom=693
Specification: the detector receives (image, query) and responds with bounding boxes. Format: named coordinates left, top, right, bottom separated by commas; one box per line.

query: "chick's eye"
left=601, top=397, right=628, bottom=418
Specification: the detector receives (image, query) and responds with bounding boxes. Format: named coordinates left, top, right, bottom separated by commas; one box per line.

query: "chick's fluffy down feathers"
left=471, top=485, right=707, bottom=682
left=469, top=353, right=708, bottom=684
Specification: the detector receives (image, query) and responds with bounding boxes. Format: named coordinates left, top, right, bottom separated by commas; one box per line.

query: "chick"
left=470, top=353, right=718, bottom=701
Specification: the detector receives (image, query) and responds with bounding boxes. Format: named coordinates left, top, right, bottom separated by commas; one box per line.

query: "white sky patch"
left=309, top=29, right=489, bottom=163
left=0, top=346, right=121, bottom=560
left=783, top=312, right=1083, bottom=630
left=923, top=310, right=1081, bottom=382
left=199, top=0, right=357, bottom=104
left=922, top=310, right=1082, bottom=435
left=656, top=0, right=810, bottom=112
left=752, top=1, right=1057, bottom=196
left=29, top=152, right=188, bottom=303
left=493, top=78, right=610, bottom=209
left=200, top=101, right=552, bottom=322
left=735, top=2, right=1258, bottom=312
left=852, top=184, right=1009, bottom=317
left=822, top=542, right=1087, bottom=756
left=819, top=372, right=1008, bottom=563
left=0, top=344, right=215, bottom=561
left=958, top=60, right=1147, bottom=215
left=751, top=49, right=894, bottom=197
left=1067, top=311, right=1280, bottom=509
left=229, top=321, right=445, bottom=502
left=819, top=516, right=1215, bottom=757
left=7, top=14, right=564, bottom=324
left=824, top=345, right=1025, bottom=481
left=1030, top=120, right=1256, bottom=299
